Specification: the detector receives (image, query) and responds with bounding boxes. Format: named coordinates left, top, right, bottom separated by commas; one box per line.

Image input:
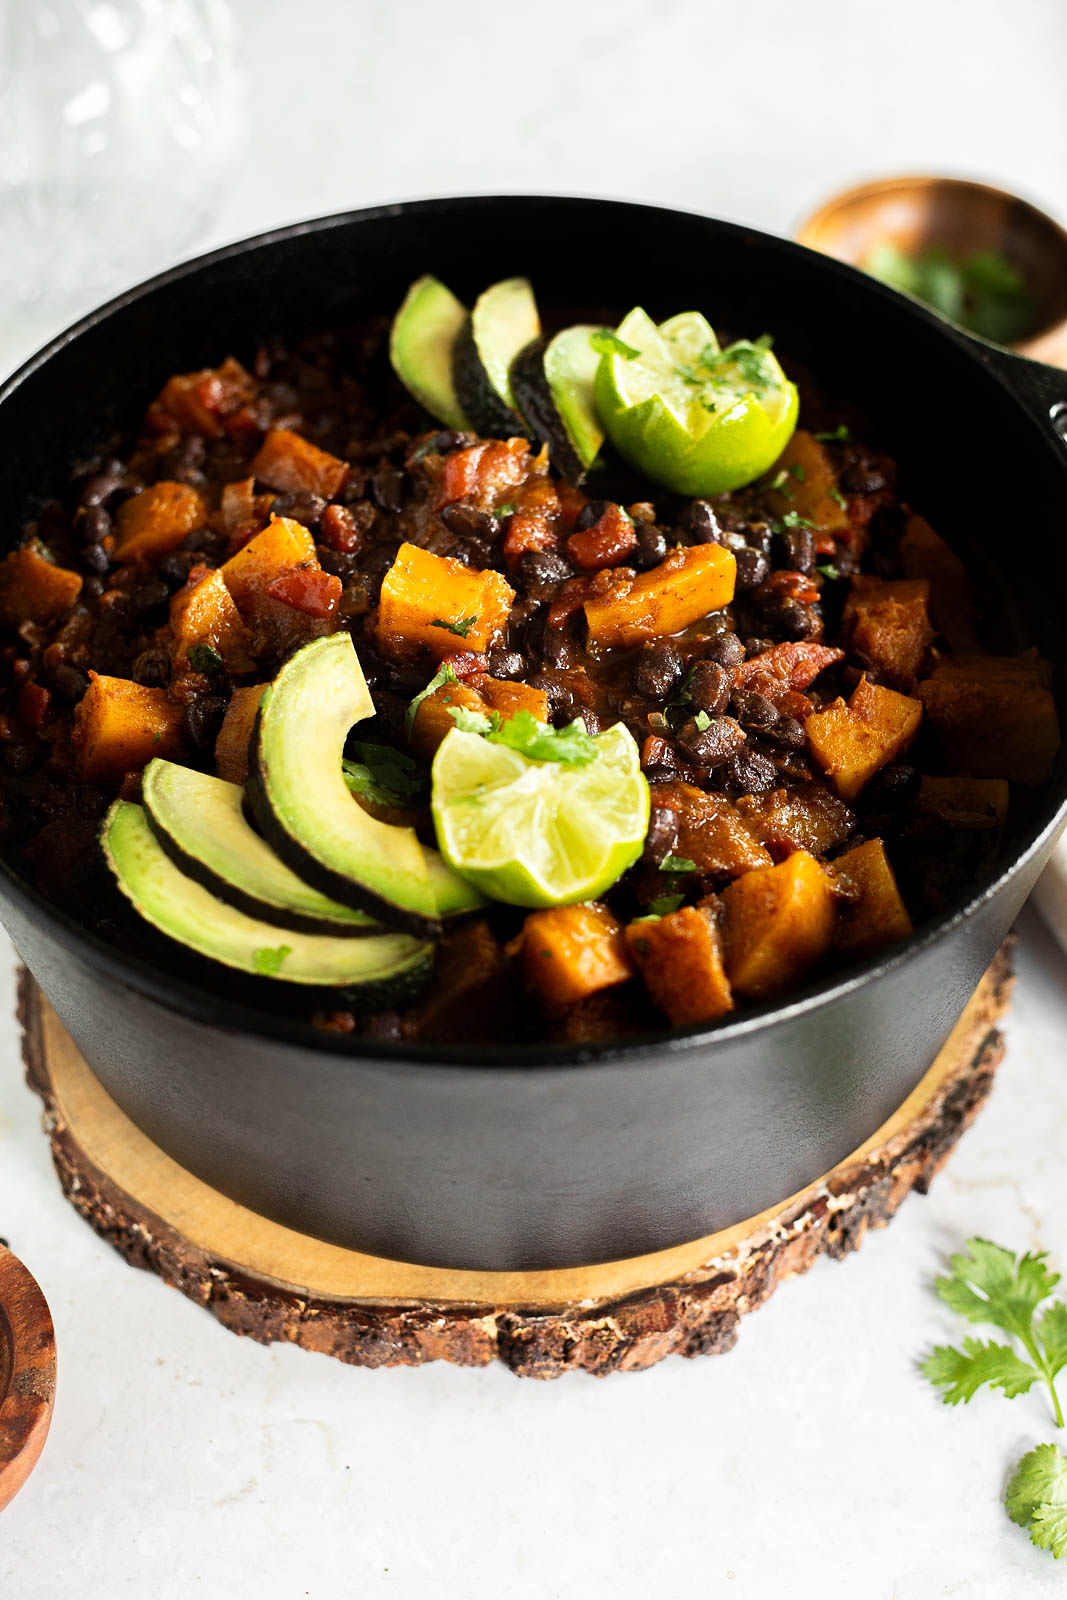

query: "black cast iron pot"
left=1, top=197, right=1065, bottom=1271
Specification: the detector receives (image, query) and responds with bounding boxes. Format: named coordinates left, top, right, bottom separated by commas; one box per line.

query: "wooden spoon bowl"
left=0, top=1245, right=56, bottom=1514
left=797, top=175, right=1067, bottom=366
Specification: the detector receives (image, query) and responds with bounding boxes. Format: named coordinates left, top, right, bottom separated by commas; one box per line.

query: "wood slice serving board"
left=19, top=944, right=1013, bottom=1380
left=0, top=1244, right=56, bottom=1512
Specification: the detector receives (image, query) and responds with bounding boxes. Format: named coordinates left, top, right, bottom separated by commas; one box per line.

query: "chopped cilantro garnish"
left=496, top=503, right=516, bottom=518
left=188, top=642, right=223, bottom=676
left=660, top=855, right=697, bottom=874
left=830, top=486, right=848, bottom=509
left=488, top=711, right=598, bottom=766
left=590, top=329, right=641, bottom=360
left=816, top=563, right=840, bottom=580
left=647, top=894, right=684, bottom=916
left=342, top=740, right=421, bottom=810
left=431, top=615, right=478, bottom=638
left=779, top=510, right=815, bottom=530
left=693, top=710, right=711, bottom=731
left=252, top=944, right=292, bottom=976
left=770, top=469, right=790, bottom=493
left=405, top=662, right=458, bottom=738
left=789, top=463, right=806, bottom=481
left=446, top=703, right=501, bottom=735
left=814, top=423, right=851, bottom=443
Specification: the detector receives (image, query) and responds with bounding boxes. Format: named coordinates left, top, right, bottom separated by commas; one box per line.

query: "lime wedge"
left=594, top=307, right=798, bottom=495
left=431, top=722, right=650, bottom=907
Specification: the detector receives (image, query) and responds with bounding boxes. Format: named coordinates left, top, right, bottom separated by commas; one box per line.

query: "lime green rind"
left=430, top=722, right=650, bottom=908
left=102, top=801, right=431, bottom=988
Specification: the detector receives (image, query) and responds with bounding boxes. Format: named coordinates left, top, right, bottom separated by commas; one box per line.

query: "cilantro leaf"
left=405, top=662, right=458, bottom=738
left=496, top=503, right=516, bottom=518
left=660, top=855, right=697, bottom=874
left=447, top=703, right=500, bottom=736
left=431, top=615, right=478, bottom=639
left=590, top=329, right=640, bottom=360
left=252, top=945, right=292, bottom=977
left=814, top=424, right=851, bottom=443
left=343, top=741, right=421, bottom=810
left=693, top=710, right=711, bottom=732
left=921, top=1337, right=1039, bottom=1405
left=1006, top=1444, right=1067, bottom=1559
left=817, top=563, right=840, bottom=580
left=829, top=486, right=848, bottom=509
left=647, top=894, right=684, bottom=916
left=1038, top=1301, right=1067, bottom=1380
left=778, top=510, right=815, bottom=530
left=935, top=1239, right=1060, bottom=1337
left=488, top=711, right=598, bottom=766
left=188, top=642, right=223, bottom=676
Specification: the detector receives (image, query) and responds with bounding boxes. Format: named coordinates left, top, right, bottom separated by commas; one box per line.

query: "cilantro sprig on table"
left=923, top=1238, right=1067, bottom=1560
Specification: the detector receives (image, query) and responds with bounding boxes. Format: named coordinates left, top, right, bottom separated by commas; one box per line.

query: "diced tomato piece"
left=434, top=443, right=489, bottom=510
left=503, top=513, right=556, bottom=566
left=546, top=576, right=595, bottom=629
left=566, top=505, right=637, bottom=571
left=320, top=504, right=361, bottom=553
left=755, top=569, right=821, bottom=608
left=266, top=567, right=342, bottom=619
left=474, top=438, right=533, bottom=504
left=439, top=651, right=489, bottom=681
left=16, top=680, right=51, bottom=730
left=738, top=641, right=844, bottom=692
left=556, top=481, right=587, bottom=531
left=641, top=734, right=674, bottom=771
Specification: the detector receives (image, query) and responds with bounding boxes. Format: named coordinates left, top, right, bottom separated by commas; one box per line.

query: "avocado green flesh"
left=103, top=801, right=431, bottom=991
left=511, top=325, right=604, bottom=480
left=453, top=276, right=541, bottom=435
left=389, top=275, right=471, bottom=431
left=141, top=759, right=379, bottom=935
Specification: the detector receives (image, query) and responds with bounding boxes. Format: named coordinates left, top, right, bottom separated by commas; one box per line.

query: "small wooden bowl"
left=797, top=175, right=1067, bottom=366
left=0, top=1245, right=56, bottom=1514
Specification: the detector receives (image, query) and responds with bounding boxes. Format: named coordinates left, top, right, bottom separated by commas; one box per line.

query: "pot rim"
left=2, top=192, right=1065, bottom=1071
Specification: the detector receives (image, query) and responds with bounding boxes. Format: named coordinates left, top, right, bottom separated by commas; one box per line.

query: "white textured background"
left=2, top=1, right=1067, bottom=1595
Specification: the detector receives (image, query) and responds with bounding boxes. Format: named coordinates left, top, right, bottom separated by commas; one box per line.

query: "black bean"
left=842, top=463, right=886, bottom=495
left=676, top=714, right=746, bottom=768
left=526, top=671, right=571, bottom=714
left=642, top=762, right=677, bottom=785
left=426, top=429, right=475, bottom=454
left=778, top=601, right=820, bottom=640
left=83, top=542, right=111, bottom=575
left=634, top=522, right=668, bottom=569
left=79, top=462, right=124, bottom=507
left=79, top=506, right=112, bottom=546
left=575, top=499, right=611, bottom=532
left=687, top=660, right=732, bottom=717
left=318, top=548, right=360, bottom=580
left=159, top=435, right=206, bottom=484
left=642, top=807, right=680, bottom=866
left=744, top=636, right=775, bottom=658
left=743, top=523, right=774, bottom=558
left=521, top=550, right=572, bottom=597
left=371, top=463, right=405, bottom=512
left=732, top=689, right=778, bottom=729
left=52, top=664, right=90, bottom=702
left=0, top=743, right=35, bottom=774
left=722, top=749, right=777, bottom=793
left=704, top=632, right=745, bottom=669
left=734, top=546, right=770, bottom=591
left=580, top=709, right=602, bottom=735
left=778, top=526, right=816, bottom=575
left=82, top=576, right=104, bottom=600
left=127, top=579, right=170, bottom=617
left=270, top=491, right=326, bottom=527
left=158, top=550, right=199, bottom=589
left=441, top=503, right=500, bottom=542
left=541, top=629, right=578, bottom=669
left=765, top=714, right=805, bottom=749
left=183, top=696, right=227, bottom=751
left=633, top=639, right=683, bottom=700
left=860, top=762, right=919, bottom=811
left=131, top=647, right=171, bottom=688
left=358, top=546, right=396, bottom=603
left=487, top=648, right=525, bottom=680
left=684, top=500, right=724, bottom=543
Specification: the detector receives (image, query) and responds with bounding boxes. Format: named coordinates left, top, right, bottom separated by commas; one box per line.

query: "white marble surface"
left=2, top=1, right=1067, bottom=1594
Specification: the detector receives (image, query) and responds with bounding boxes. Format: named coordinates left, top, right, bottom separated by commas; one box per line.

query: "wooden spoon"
left=0, top=1243, right=56, bottom=1514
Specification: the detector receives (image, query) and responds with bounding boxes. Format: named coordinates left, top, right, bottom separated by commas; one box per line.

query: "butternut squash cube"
left=377, top=543, right=514, bottom=661
left=767, top=431, right=849, bottom=533
left=214, top=684, right=267, bottom=784
left=220, top=516, right=317, bottom=616
left=480, top=676, right=550, bottom=724
left=842, top=575, right=934, bottom=690
left=626, top=905, right=734, bottom=1026
left=720, top=850, right=838, bottom=1000
left=522, top=903, right=634, bottom=1011
left=735, top=784, right=855, bottom=856
left=916, top=775, right=1010, bottom=831
left=917, top=654, right=1059, bottom=786
left=832, top=838, right=913, bottom=960
left=806, top=675, right=923, bottom=800
left=898, top=514, right=979, bottom=653
left=250, top=428, right=348, bottom=500
left=114, top=482, right=208, bottom=562
left=409, top=681, right=489, bottom=759
left=170, top=566, right=253, bottom=675
left=584, top=543, right=736, bottom=650
left=650, top=780, right=773, bottom=878
left=73, top=674, right=184, bottom=781
left=0, top=544, right=82, bottom=626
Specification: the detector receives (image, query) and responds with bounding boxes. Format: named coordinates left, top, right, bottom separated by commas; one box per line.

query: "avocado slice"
left=389, top=275, right=471, bottom=431
left=510, top=325, right=605, bottom=482
left=142, top=759, right=381, bottom=936
left=249, top=635, right=483, bottom=938
left=103, top=801, right=432, bottom=1002
left=452, top=277, right=541, bottom=436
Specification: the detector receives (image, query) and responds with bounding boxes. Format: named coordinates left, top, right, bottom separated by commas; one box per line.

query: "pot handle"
left=973, top=340, right=1067, bottom=448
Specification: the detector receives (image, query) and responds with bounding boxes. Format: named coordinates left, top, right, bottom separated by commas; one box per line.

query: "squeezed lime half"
left=430, top=722, right=650, bottom=907
left=594, top=308, right=798, bottom=496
